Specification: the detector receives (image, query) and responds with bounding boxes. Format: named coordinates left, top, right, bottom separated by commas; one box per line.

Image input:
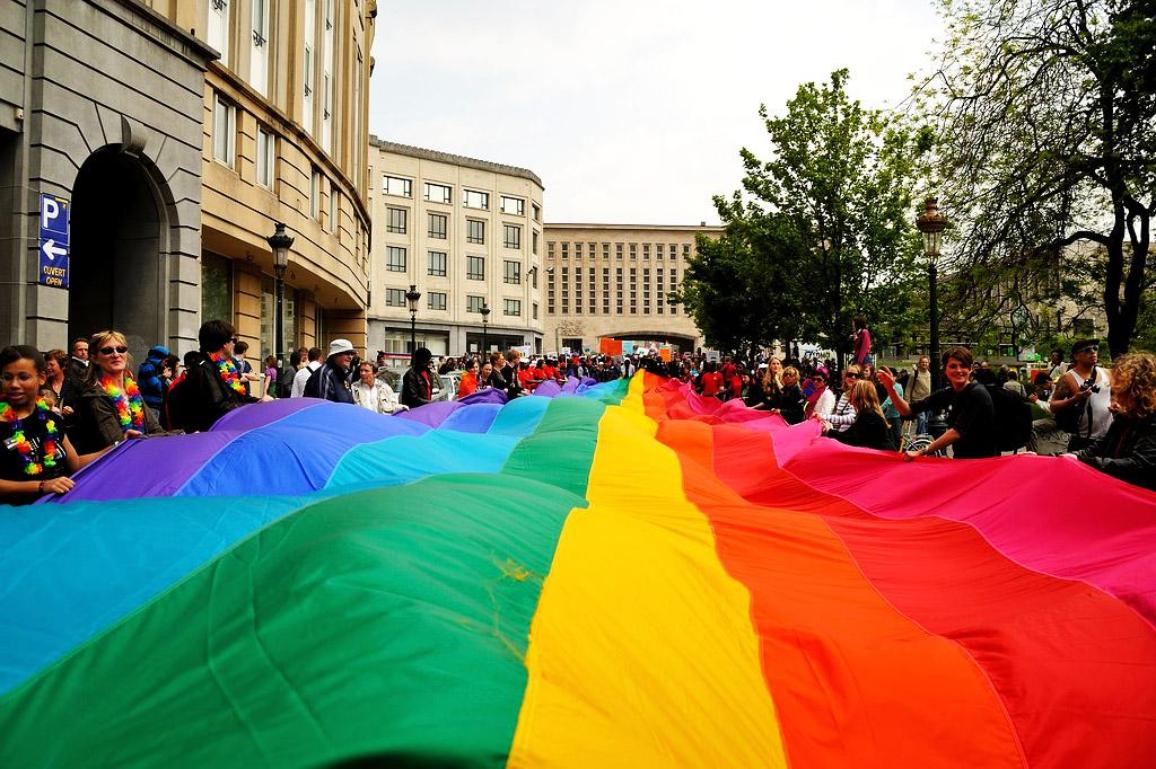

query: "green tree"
left=927, top=0, right=1156, bottom=356
left=684, top=70, right=924, bottom=365
left=681, top=212, right=811, bottom=359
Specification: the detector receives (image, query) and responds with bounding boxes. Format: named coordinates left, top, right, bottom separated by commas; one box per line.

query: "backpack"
left=986, top=384, right=1033, bottom=452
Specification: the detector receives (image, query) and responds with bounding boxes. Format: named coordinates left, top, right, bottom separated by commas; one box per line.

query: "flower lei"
left=0, top=399, right=60, bottom=476
left=209, top=352, right=247, bottom=396
left=99, top=373, right=146, bottom=433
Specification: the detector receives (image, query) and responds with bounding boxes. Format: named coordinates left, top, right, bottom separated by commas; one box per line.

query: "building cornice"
left=545, top=222, right=724, bottom=232
left=370, top=135, right=544, bottom=189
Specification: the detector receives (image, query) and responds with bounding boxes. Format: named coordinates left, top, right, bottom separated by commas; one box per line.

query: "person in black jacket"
left=167, top=320, right=266, bottom=433
left=827, top=379, right=896, bottom=451
left=501, top=349, right=524, bottom=398
left=1070, top=351, right=1156, bottom=490
left=304, top=339, right=356, bottom=403
left=401, top=347, right=435, bottom=408
left=774, top=366, right=807, bottom=425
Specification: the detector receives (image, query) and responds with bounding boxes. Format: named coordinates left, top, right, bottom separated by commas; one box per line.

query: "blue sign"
left=38, top=194, right=69, bottom=288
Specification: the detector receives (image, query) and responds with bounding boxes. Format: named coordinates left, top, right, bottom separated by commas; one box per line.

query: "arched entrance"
left=68, top=148, right=166, bottom=361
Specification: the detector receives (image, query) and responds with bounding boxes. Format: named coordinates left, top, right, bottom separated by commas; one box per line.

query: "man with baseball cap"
left=303, top=338, right=356, bottom=403
left=1048, top=338, right=1112, bottom=451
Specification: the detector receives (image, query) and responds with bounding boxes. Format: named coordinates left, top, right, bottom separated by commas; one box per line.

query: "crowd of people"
left=3, top=319, right=1154, bottom=505
left=672, top=340, right=1155, bottom=490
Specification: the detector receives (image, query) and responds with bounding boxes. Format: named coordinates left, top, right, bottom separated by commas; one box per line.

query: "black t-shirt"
left=1, top=409, right=67, bottom=483
left=909, top=383, right=997, bottom=458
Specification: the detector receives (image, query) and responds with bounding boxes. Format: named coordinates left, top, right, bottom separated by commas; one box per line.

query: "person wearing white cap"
left=303, top=338, right=356, bottom=403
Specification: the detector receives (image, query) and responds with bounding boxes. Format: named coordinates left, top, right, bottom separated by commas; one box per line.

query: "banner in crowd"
left=1, top=375, right=1153, bottom=767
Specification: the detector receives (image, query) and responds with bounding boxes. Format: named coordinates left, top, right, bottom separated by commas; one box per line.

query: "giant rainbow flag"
left=1, top=373, right=1154, bottom=767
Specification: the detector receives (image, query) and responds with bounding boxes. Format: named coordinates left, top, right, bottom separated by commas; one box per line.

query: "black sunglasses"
left=845, top=373, right=860, bottom=380
left=99, top=345, right=128, bottom=355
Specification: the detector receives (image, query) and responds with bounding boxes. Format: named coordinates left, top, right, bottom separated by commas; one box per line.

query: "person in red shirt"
left=518, top=360, right=540, bottom=391
left=729, top=368, right=744, bottom=401
left=457, top=358, right=481, bottom=399
left=543, top=359, right=558, bottom=381
left=698, top=361, right=724, bottom=398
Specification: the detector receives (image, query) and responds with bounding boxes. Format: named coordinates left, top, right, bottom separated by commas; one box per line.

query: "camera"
left=1080, top=379, right=1100, bottom=394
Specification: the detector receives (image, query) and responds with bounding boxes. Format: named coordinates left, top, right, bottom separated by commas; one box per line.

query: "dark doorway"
left=69, top=149, right=164, bottom=362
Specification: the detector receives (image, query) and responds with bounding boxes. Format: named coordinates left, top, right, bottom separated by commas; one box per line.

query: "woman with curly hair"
left=1070, top=351, right=1156, bottom=490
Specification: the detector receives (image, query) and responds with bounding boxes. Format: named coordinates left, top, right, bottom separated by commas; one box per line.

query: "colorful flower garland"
left=209, top=352, right=247, bottom=396
left=99, top=373, right=146, bottom=433
left=0, top=399, right=61, bottom=476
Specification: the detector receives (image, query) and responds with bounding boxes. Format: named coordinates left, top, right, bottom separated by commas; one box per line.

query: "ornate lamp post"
left=266, top=222, right=294, bottom=366
left=405, top=284, right=421, bottom=353
left=480, top=302, right=491, bottom=355
left=916, top=198, right=949, bottom=391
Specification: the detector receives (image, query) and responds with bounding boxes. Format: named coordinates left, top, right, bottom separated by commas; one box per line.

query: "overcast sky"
left=367, top=1, right=944, bottom=226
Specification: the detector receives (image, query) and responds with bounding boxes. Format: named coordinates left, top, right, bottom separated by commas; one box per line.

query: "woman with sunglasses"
left=70, top=330, right=164, bottom=454
left=1, top=346, right=106, bottom=504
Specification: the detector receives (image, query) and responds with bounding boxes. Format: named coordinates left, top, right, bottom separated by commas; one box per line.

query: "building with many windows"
left=543, top=224, right=720, bottom=354
left=0, top=0, right=375, bottom=361
left=367, top=138, right=545, bottom=356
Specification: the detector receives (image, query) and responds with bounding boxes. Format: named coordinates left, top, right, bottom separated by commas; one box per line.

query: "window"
left=669, top=244, right=677, bottom=259
left=467, top=219, right=485, bottom=245
left=683, top=244, right=691, bottom=257
left=212, top=93, right=236, bottom=165
left=383, top=175, right=412, bottom=197
left=531, top=266, right=538, bottom=288
left=386, top=207, right=407, bottom=234
left=504, top=260, right=521, bottom=285
left=321, top=0, right=334, bottom=152
left=428, top=212, right=447, bottom=239
left=428, top=292, right=447, bottom=310
left=329, top=188, right=339, bottom=232
left=532, top=302, right=539, bottom=320
left=503, top=224, right=521, bottom=249
left=501, top=196, right=525, bottom=216
left=208, top=0, right=231, bottom=67
left=385, top=288, right=405, bottom=307
left=302, top=0, right=314, bottom=131
left=603, top=243, right=610, bottom=259
left=424, top=182, right=452, bottom=204
left=427, top=251, right=447, bottom=276
left=504, top=299, right=521, bottom=317
left=467, top=256, right=485, bottom=280
left=532, top=230, right=539, bottom=255
left=467, top=295, right=485, bottom=313
left=643, top=244, right=650, bottom=259
left=386, top=246, right=406, bottom=272
left=575, top=243, right=583, bottom=257
left=309, top=167, right=321, bottom=219
left=616, top=243, right=623, bottom=259
left=532, top=202, right=541, bottom=222
left=255, top=124, right=274, bottom=187
left=561, top=243, right=569, bottom=259
left=630, top=243, right=637, bottom=258
left=463, top=189, right=489, bottom=210
left=250, top=0, right=269, bottom=96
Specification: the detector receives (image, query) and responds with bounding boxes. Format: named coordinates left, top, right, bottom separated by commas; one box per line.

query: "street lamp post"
left=480, top=302, right=491, bottom=355
left=405, top=284, right=421, bottom=353
left=916, top=197, right=949, bottom=392
left=266, top=222, right=294, bottom=368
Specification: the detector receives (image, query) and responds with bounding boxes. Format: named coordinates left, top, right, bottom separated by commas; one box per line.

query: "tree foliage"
left=926, top=0, right=1156, bottom=356
left=683, top=70, right=925, bottom=362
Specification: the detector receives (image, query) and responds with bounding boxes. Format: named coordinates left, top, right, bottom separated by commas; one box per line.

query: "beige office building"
left=0, top=0, right=375, bottom=360
left=367, top=138, right=545, bottom=357
left=543, top=224, right=718, bottom=354
left=189, top=0, right=376, bottom=357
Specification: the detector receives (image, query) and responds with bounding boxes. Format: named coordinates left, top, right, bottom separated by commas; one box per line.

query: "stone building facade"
left=542, top=223, right=718, bottom=354
left=367, top=138, right=545, bottom=357
left=0, top=0, right=213, bottom=360
left=0, top=0, right=375, bottom=361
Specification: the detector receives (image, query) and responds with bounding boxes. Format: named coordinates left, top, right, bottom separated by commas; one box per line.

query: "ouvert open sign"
left=38, top=193, right=69, bottom=288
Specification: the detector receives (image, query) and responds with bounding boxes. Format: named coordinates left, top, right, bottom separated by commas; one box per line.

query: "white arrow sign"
left=41, top=239, right=66, bottom=260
